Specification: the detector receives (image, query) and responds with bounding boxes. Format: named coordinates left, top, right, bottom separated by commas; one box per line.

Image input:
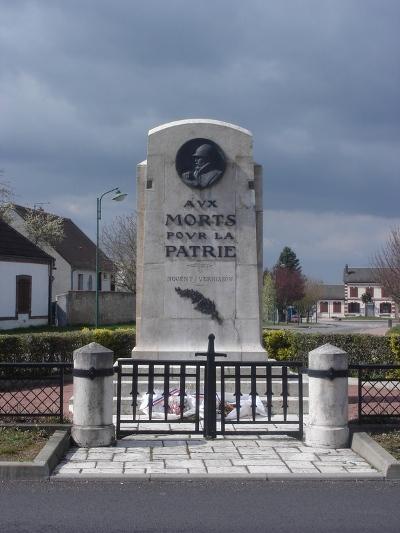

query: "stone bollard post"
left=305, top=343, right=349, bottom=448
left=72, top=342, right=115, bottom=447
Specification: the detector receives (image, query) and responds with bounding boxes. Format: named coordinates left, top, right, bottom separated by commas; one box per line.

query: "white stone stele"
left=305, top=343, right=349, bottom=449
left=72, top=342, right=115, bottom=447
left=134, top=119, right=266, bottom=361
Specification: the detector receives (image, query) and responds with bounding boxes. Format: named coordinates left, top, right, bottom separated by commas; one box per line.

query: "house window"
left=78, top=274, right=83, bottom=291
left=349, top=287, right=358, bottom=297
left=348, top=302, right=360, bottom=313
left=320, top=302, right=328, bottom=313
left=333, top=302, right=342, bottom=313
left=16, top=275, right=32, bottom=315
left=366, top=287, right=374, bottom=297
left=380, top=302, right=392, bottom=314
left=97, top=271, right=102, bottom=291
left=88, top=275, right=93, bottom=291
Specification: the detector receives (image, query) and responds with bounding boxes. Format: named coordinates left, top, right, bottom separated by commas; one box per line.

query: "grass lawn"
left=372, top=431, right=400, bottom=461
left=0, top=427, right=49, bottom=461
left=388, top=325, right=400, bottom=335
left=0, top=322, right=136, bottom=335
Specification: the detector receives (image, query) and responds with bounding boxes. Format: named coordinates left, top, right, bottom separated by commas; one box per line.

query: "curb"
left=0, top=429, right=71, bottom=480
left=51, top=471, right=384, bottom=482
left=351, top=432, right=400, bottom=480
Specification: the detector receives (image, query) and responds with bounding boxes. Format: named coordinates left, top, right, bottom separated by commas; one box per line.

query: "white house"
left=317, top=266, right=398, bottom=319
left=0, top=219, right=54, bottom=330
left=343, top=265, right=397, bottom=318
left=10, top=205, right=114, bottom=300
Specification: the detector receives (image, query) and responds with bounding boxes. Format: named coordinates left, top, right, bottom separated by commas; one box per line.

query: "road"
left=1, top=479, right=400, bottom=533
left=269, top=319, right=391, bottom=335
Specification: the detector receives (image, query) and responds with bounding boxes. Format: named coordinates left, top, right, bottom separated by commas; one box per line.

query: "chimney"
left=345, top=264, right=349, bottom=274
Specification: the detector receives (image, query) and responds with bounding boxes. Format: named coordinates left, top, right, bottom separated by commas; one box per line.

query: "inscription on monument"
left=165, top=199, right=236, bottom=258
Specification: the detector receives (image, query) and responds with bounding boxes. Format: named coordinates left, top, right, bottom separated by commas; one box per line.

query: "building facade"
left=343, top=265, right=397, bottom=318
left=0, top=220, right=54, bottom=330
left=317, top=266, right=398, bottom=319
left=316, top=284, right=345, bottom=319
left=10, top=205, right=114, bottom=300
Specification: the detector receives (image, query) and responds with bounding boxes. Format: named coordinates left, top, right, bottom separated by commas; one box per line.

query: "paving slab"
left=52, top=434, right=380, bottom=480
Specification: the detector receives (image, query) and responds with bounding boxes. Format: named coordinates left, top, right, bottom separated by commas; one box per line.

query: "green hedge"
left=1, top=327, right=397, bottom=366
left=0, top=329, right=136, bottom=363
left=263, top=330, right=398, bottom=365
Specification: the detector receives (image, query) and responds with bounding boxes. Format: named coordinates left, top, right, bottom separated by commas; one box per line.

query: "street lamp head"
left=112, top=189, right=127, bottom=202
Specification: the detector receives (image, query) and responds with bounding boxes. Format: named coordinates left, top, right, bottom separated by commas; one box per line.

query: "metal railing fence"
left=0, top=362, right=73, bottom=423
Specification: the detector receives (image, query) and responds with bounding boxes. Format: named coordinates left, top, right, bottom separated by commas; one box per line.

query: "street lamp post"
left=95, top=187, right=127, bottom=328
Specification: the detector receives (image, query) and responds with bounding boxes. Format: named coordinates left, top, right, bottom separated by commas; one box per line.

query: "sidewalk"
left=53, top=434, right=381, bottom=480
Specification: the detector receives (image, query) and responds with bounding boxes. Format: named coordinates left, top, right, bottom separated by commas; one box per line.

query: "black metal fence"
left=349, top=363, right=400, bottom=423
left=115, top=334, right=303, bottom=439
left=0, top=362, right=73, bottom=423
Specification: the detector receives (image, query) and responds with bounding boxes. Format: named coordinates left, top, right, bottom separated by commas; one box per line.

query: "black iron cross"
left=195, top=333, right=227, bottom=439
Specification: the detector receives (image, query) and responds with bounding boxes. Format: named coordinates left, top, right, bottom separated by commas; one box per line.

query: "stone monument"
left=134, top=119, right=266, bottom=361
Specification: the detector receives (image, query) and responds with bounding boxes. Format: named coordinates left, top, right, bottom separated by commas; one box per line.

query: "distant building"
left=317, top=265, right=398, bottom=319
left=10, top=205, right=114, bottom=300
left=0, top=219, right=54, bottom=330
left=316, top=284, right=345, bottom=318
left=343, top=265, right=397, bottom=318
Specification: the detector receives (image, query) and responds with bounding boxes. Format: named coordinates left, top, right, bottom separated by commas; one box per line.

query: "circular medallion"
left=175, top=138, right=226, bottom=189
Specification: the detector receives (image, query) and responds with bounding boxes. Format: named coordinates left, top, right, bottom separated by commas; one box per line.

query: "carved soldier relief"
left=175, top=138, right=226, bottom=189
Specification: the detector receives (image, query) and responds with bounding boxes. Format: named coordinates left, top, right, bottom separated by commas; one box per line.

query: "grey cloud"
left=1, top=0, right=399, bottom=277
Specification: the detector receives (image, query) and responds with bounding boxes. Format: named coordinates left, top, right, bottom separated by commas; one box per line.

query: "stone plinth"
left=134, top=119, right=266, bottom=361
left=305, top=343, right=349, bottom=448
left=72, top=342, right=115, bottom=447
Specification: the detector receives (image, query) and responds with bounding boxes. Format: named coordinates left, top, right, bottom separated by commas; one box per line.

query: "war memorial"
left=66, top=120, right=385, bottom=481
left=133, top=119, right=266, bottom=361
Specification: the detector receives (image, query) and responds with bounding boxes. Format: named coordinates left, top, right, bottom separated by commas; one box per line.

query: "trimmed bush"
left=0, top=328, right=136, bottom=363
left=263, top=330, right=296, bottom=361
left=263, top=330, right=396, bottom=365
left=389, top=334, right=400, bottom=361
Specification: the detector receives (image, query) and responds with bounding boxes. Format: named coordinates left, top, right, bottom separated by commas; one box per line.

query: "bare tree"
left=373, top=226, right=400, bottom=307
left=0, top=176, right=14, bottom=223
left=101, top=212, right=137, bottom=293
left=295, top=278, right=323, bottom=322
left=23, top=207, right=65, bottom=248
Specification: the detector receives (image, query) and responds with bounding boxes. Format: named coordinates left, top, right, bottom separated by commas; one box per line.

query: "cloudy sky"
left=1, top=1, right=399, bottom=283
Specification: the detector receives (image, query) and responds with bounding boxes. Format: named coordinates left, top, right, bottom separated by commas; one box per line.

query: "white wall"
left=10, top=211, right=71, bottom=299
left=345, top=283, right=396, bottom=317
left=10, top=211, right=112, bottom=297
left=0, top=260, right=49, bottom=329
left=72, top=270, right=111, bottom=292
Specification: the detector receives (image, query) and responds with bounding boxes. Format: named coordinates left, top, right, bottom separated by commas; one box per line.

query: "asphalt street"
left=269, top=319, right=391, bottom=335
left=1, top=480, right=399, bottom=533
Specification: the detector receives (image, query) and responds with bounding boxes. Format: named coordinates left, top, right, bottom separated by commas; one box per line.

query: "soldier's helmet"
left=192, top=144, right=214, bottom=160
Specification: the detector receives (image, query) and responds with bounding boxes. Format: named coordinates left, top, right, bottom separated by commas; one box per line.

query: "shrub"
left=263, top=330, right=296, bottom=361
left=0, top=329, right=136, bottom=363
left=389, top=334, right=400, bottom=361
left=263, top=330, right=396, bottom=365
